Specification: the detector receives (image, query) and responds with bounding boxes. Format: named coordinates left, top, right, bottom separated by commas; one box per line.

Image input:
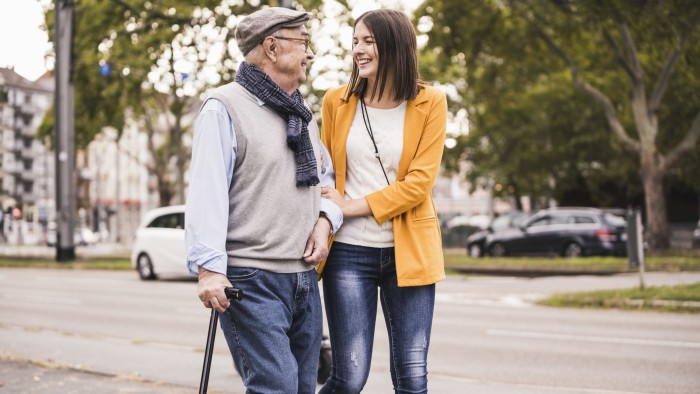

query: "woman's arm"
left=320, top=188, right=371, bottom=217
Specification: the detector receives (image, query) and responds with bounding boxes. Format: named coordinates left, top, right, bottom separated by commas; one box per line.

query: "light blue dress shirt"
left=185, top=98, right=343, bottom=275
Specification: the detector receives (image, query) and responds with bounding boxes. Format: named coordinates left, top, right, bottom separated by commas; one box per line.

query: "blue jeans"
left=319, top=242, right=436, bottom=394
left=219, top=266, right=322, bottom=394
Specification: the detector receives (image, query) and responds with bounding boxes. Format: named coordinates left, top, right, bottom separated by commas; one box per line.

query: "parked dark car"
left=484, top=207, right=627, bottom=258
left=693, top=220, right=700, bottom=249
left=466, top=211, right=530, bottom=257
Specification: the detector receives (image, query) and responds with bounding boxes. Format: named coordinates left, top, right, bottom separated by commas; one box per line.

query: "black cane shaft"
left=199, top=309, right=219, bottom=394
left=198, top=287, right=243, bottom=394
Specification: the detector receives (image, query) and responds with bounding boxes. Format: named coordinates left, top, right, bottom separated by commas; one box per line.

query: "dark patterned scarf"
left=235, top=62, right=319, bottom=187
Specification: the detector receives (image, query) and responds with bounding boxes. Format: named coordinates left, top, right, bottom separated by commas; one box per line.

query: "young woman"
left=318, top=9, right=447, bottom=394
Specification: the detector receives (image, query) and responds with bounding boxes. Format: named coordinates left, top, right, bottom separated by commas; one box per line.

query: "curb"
left=446, top=265, right=625, bottom=278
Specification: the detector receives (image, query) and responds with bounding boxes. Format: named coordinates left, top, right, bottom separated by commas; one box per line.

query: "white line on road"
left=436, top=292, right=543, bottom=308
left=428, top=372, right=651, bottom=394
left=0, top=292, right=82, bottom=306
left=487, top=329, right=700, bottom=349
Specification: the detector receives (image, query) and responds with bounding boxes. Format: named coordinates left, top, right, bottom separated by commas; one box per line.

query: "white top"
left=334, top=101, right=406, bottom=248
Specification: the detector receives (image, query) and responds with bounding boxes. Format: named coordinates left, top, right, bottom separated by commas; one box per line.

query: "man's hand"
left=198, top=267, right=231, bottom=313
left=303, top=216, right=332, bottom=265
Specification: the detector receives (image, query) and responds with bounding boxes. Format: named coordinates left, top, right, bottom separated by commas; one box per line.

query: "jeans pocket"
left=226, top=266, right=259, bottom=281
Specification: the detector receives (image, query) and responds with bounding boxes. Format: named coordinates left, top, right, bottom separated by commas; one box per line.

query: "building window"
left=0, top=87, right=8, bottom=103
left=21, top=113, right=33, bottom=126
left=24, top=93, right=31, bottom=104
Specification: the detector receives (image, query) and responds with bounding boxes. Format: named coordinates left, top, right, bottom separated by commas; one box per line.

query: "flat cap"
left=235, top=7, right=311, bottom=56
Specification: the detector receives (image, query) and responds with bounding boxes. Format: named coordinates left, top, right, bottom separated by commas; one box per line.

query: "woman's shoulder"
left=416, top=83, right=446, bottom=101
left=324, top=84, right=351, bottom=103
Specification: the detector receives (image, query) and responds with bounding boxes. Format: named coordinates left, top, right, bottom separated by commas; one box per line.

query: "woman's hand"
left=321, top=187, right=372, bottom=218
left=321, top=187, right=345, bottom=208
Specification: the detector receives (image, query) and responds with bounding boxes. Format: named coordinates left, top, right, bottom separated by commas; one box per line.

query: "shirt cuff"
left=320, top=198, right=343, bottom=235
left=186, top=242, right=228, bottom=276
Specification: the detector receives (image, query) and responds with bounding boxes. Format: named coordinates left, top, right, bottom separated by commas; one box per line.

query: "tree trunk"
left=640, top=156, right=670, bottom=249
left=158, top=177, right=174, bottom=207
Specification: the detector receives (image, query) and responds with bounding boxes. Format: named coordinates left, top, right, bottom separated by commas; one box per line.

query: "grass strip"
left=538, top=282, right=700, bottom=313
left=0, top=256, right=131, bottom=270
left=444, top=253, right=700, bottom=273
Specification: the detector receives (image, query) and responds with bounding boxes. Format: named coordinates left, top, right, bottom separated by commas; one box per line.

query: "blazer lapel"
left=397, top=91, right=429, bottom=178
left=333, top=94, right=358, bottom=194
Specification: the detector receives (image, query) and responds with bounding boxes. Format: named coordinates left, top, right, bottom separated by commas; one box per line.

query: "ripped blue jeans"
left=319, top=242, right=435, bottom=394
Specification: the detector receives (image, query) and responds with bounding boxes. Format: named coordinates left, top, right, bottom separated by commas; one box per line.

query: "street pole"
left=54, top=0, right=76, bottom=261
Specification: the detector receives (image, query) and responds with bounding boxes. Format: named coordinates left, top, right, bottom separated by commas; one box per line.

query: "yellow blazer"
left=318, top=84, right=447, bottom=287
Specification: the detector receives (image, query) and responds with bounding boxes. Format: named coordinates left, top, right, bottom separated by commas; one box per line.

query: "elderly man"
left=185, top=7, right=341, bottom=393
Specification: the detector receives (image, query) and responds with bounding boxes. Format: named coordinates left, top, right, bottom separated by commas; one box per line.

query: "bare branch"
left=603, top=28, right=638, bottom=81
left=535, top=27, right=641, bottom=152
left=534, top=28, right=579, bottom=80
left=575, top=80, right=642, bottom=152
left=649, top=12, right=699, bottom=113
left=618, top=21, right=643, bottom=81
left=664, top=109, right=700, bottom=171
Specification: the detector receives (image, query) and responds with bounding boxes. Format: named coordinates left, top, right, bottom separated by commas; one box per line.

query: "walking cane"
left=199, top=287, right=244, bottom=394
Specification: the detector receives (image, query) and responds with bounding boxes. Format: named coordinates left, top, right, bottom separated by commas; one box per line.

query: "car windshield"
left=491, top=216, right=511, bottom=231
left=604, top=213, right=627, bottom=227
left=512, top=213, right=529, bottom=227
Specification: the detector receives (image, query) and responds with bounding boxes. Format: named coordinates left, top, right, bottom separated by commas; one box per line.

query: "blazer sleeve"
left=365, top=90, right=447, bottom=224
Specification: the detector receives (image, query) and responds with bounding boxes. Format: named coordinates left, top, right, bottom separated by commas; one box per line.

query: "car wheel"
left=489, top=243, right=507, bottom=257
left=318, top=335, right=332, bottom=384
left=563, top=242, right=584, bottom=258
left=136, top=253, right=157, bottom=280
left=468, top=244, right=483, bottom=258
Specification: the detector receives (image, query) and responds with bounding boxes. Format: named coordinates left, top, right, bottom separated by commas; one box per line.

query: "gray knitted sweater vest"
left=207, top=82, right=321, bottom=273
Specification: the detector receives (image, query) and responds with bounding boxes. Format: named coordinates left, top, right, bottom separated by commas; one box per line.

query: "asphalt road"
left=1, top=268, right=699, bottom=393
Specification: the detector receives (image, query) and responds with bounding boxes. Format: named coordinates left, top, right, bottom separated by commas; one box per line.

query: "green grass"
left=538, top=282, right=700, bottom=313
left=444, top=252, right=700, bottom=273
left=0, top=256, right=132, bottom=270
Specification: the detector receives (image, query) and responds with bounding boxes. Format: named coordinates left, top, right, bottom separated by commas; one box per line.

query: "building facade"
left=0, top=67, right=55, bottom=243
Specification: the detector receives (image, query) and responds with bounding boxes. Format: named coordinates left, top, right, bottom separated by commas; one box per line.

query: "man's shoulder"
left=208, top=81, right=241, bottom=97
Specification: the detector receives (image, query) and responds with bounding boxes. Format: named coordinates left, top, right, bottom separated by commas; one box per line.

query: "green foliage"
left=41, top=0, right=334, bottom=206
left=417, top=0, right=700, bottom=209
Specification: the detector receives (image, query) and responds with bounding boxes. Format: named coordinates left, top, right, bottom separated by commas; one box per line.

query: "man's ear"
left=262, top=37, right=277, bottom=63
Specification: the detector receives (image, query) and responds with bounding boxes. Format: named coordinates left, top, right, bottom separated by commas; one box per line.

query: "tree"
left=417, top=0, right=700, bottom=249
left=41, top=0, right=320, bottom=206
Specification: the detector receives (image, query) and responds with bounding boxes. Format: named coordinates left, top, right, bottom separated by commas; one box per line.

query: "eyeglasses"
left=273, top=36, right=311, bottom=52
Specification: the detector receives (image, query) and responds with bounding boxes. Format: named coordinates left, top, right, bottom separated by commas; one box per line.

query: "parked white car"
left=131, top=205, right=188, bottom=280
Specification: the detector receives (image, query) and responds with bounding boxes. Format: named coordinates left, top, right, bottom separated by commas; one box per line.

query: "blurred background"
left=0, top=0, right=698, bottom=253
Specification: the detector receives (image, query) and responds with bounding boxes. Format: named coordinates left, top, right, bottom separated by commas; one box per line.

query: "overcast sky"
left=0, top=0, right=51, bottom=80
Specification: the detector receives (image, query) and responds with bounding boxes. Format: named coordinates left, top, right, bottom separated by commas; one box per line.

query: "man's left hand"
left=303, top=216, right=332, bottom=265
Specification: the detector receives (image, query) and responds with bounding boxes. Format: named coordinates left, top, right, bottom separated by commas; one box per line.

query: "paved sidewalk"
left=0, top=357, right=196, bottom=394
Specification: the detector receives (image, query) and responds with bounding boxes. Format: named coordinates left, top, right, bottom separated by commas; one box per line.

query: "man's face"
left=270, top=26, right=314, bottom=90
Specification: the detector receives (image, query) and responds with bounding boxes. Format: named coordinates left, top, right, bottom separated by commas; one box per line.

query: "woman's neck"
left=363, top=79, right=402, bottom=109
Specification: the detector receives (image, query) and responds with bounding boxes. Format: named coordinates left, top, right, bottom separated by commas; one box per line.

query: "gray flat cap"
left=235, top=7, right=311, bottom=56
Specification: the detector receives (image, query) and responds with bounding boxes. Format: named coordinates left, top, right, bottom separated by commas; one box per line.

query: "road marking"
left=436, top=292, right=543, bottom=308
left=427, top=372, right=650, bottom=394
left=487, top=329, right=700, bottom=349
left=0, top=292, right=82, bottom=306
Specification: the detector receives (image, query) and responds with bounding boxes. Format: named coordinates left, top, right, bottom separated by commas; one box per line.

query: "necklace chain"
left=360, top=97, right=390, bottom=186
